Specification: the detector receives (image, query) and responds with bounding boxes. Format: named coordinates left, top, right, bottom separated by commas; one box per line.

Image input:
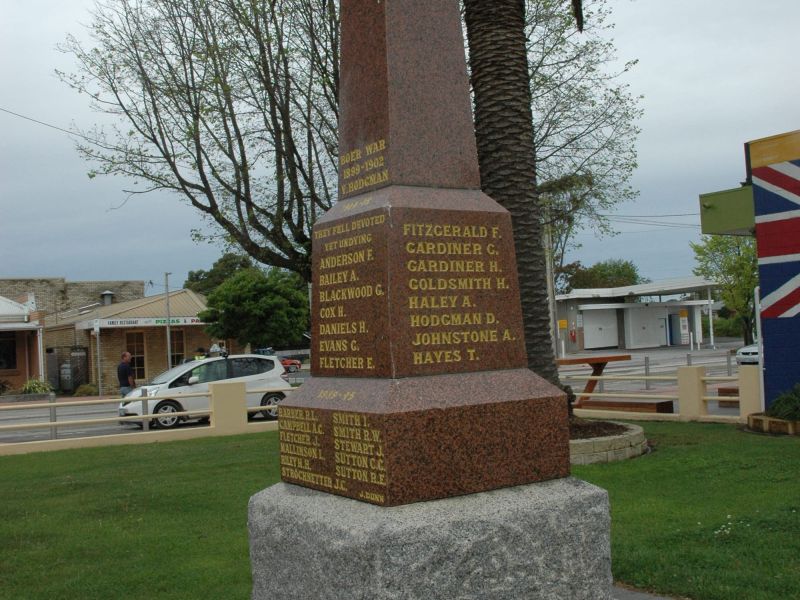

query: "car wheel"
left=152, top=400, right=182, bottom=429
left=260, top=393, right=285, bottom=420
left=287, top=365, right=298, bottom=373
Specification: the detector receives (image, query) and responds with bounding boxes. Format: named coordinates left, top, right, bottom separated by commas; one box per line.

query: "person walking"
left=118, top=351, right=136, bottom=397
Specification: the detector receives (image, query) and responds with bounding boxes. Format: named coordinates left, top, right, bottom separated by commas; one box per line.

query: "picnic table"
left=556, top=354, right=632, bottom=407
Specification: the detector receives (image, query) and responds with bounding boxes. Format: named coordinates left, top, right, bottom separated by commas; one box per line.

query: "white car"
left=119, top=354, right=289, bottom=429
left=735, top=344, right=759, bottom=365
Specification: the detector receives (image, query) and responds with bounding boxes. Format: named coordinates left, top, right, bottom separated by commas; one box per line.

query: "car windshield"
left=149, top=363, right=194, bottom=385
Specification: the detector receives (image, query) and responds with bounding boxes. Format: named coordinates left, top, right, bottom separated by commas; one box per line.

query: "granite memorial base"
left=249, top=478, right=612, bottom=600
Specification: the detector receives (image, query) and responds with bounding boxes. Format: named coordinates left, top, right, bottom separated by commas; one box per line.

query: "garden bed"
left=569, top=422, right=647, bottom=465
left=748, top=412, right=800, bottom=435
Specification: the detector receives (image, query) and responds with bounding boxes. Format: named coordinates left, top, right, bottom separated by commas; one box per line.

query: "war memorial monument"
left=249, top=1, right=613, bottom=597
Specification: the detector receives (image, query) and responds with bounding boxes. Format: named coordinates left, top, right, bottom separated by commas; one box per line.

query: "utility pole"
left=165, top=272, right=172, bottom=367
left=543, top=207, right=560, bottom=359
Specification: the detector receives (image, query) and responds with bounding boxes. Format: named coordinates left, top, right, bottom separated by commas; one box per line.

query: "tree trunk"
left=742, top=317, right=754, bottom=345
left=464, top=0, right=559, bottom=385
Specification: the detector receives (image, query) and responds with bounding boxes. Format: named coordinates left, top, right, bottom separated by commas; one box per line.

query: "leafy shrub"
left=20, top=379, right=53, bottom=394
left=73, top=384, right=99, bottom=397
left=701, top=315, right=745, bottom=338
left=0, top=379, right=11, bottom=395
left=766, top=384, right=800, bottom=421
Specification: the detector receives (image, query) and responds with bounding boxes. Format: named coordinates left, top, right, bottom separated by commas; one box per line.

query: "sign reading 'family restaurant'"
left=77, top=317, right=203, bottom=330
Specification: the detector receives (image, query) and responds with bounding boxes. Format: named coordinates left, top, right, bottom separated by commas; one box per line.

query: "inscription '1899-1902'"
left=340, top=139, right=388, bottom=196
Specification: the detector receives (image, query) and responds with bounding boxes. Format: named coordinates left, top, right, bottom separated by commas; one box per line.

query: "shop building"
left=0, top=293, right=44, bottom=390
left=555, top=277, right=717, bottom=354
left=44, top=289, right=242, bottom=395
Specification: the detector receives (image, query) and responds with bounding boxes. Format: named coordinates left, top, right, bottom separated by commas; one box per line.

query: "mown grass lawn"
left=0, top=433, right=281, bottom=600
left=0, top=422, right=798, bottom=600
left=573, top=422, right=800, bottom=600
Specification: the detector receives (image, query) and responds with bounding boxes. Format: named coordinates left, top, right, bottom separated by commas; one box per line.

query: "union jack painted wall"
left=752, top=158, right=800, bottom=406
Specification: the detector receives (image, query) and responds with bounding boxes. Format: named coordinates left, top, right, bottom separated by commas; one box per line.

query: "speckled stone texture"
left=311, top=186, right=528, bottom=379
left=249, top=478, right=613, bottom=600
left=279, top=370, right=570, bottom=506
left=286, top=0, right=573, bottom=507
left=338, top=0, right=479, bottom=198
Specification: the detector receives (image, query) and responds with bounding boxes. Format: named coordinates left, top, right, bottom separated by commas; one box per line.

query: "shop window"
left=125, top=332, right=146, bottom=380
left=171, top=330, right=185, bottom=367
left=0, top=333, right=16, bottom=370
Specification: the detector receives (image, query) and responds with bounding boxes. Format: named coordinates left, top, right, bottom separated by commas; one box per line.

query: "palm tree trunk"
left=464, top=0, right=559, bottom=385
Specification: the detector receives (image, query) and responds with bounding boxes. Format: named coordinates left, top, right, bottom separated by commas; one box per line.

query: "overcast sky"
left=2, top=0, right=799, bottom=295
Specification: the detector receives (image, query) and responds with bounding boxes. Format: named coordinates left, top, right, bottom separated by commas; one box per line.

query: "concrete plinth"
left=249, top=478, right=612, bottom=599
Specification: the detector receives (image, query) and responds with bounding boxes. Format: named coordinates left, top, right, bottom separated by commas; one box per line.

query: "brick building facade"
left=0, top=278, right=146, bottom=318
left=0, top=294, right=44, bottom=390
left=43, top=289, right=243, bottom=395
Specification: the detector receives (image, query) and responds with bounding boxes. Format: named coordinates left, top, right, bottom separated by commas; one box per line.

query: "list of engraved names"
left=403, top=221, right=519, bottom=368
left=279, top=392, right=388, bottom=505
left=314, top=200, right=386, bottom=373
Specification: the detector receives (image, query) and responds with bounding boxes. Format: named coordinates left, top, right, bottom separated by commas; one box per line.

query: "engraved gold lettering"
left=319, top=339, right=349, bottom=352
left=412, top=350, right=462, bottom=365
left=319, top=305, right=346, bottom=319
left=408, top=278, right=492, bottom=291
left=408, top=295, right=457, bottom=309
left=410, top=329, right=498, bottom=346
left=319, top=321, right=367, bottom=335
left=319, top=248, right=373, bottom=270
left=406, top=259, right=485, bottom=273
left=319, top=356, right=366, bottom=369
left=404, top=241, right=483, bottom=255
left=402, top=224, right=489, bottom=238
left=319, top=269, right=359, bottom=286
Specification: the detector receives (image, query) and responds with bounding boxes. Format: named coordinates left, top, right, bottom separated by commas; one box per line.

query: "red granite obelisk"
left=277, top=0, right=570, bottom=507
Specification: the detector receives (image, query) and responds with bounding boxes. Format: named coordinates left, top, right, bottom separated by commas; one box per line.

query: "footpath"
left=614, top=585, right=683, bottom=599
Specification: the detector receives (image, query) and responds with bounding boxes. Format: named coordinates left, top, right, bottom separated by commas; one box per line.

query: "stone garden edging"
left=569, top=422, right=648, bottom=465
left=747, top=413, right=800, bottom=435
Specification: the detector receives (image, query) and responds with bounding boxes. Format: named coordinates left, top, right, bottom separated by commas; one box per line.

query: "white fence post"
left=737, top=365, right=762, bottom=422
left=209, top=382, right=249, bottom=435
left=678, top=366, right=706, bottom=419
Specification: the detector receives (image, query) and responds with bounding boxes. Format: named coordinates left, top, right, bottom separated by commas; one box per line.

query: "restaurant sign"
left=77, top=317, right=204, bottom=330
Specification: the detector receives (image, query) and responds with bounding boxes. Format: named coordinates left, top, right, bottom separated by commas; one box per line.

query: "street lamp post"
left=165, top=272, right=172, bottom=367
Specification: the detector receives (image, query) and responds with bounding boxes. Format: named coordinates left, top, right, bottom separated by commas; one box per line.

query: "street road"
left=0, top=345, right=747, bottom=444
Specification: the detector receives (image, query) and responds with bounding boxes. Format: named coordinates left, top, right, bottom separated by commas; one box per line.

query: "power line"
left=599, top=212, right=699, bottom=218
left=611, top=226, right=700, bottom=234
left=608, top=217, right=701, bottom=229
left=0, top=106, right=101, bottom=145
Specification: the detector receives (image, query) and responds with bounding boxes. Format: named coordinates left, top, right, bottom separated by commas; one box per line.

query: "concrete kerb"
left=570, top=422, right=648, bottom=465
left=612, top=585, right=681, bottom=599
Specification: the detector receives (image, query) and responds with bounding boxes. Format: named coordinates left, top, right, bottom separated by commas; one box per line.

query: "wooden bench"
left=717, top=386, right=740, bottom=409
left=577, top=399, right=674, bottom=413
left=556, top=354, right=632, bottom=407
